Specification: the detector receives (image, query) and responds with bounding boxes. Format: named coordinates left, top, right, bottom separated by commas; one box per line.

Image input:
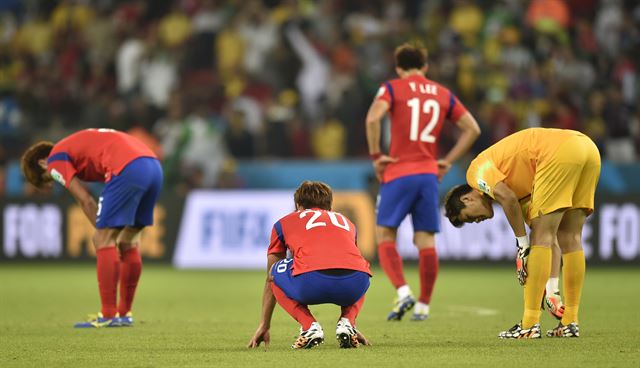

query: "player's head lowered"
left=21, top=141, right=55, bottom=189
left=394, top=42, right=428, bottom=74
left=444, top=184, right=494, bottom=227
left=294, top=181, right=333, bottom=211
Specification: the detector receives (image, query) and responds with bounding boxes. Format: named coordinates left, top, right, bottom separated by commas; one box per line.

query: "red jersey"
left=376, top=74, right=468, bottom=183
left=46, top=129, right=157, bottom=187
left=267, top=208, right=371, bottom=276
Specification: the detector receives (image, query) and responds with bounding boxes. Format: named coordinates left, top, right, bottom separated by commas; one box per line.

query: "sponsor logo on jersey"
left=50, top=168, right=65, bottom=186
left=478, top=179, right=490, bottom=194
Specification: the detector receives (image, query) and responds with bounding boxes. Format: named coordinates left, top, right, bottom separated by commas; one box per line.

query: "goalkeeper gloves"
left=515, top=235, right=530, bottom=286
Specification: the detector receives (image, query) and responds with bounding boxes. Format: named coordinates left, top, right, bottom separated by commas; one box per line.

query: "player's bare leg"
left=547, top=209, right=587, bottom=337
left=116, top=227, right=144, bottom=326
left=377, top=226, right=415, bottom=320
left=412, top=231, right=437, bottom=321
left=74, top=228, right=122, bottom=328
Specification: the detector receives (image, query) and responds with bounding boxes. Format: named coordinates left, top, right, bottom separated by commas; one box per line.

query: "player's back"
left=277, top=209, right=370, bottom=276
left=50, top=128, right=156, bottom=182
left=468, top=128, right=587, bottom=199
left=54, top=129, right=155, bottom=157
left=378, top=75, right=467, bottom=182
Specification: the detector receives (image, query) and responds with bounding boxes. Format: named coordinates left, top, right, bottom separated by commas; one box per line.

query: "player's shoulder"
left=277, top=211, right=297, bottom=223
left=383, top=77, right=403, bottom=86
left=387, top=76, right=453, bottom=94
left=466, top=158, right=478, bottom=177
left=420, top=77, right=453, bottom=94
left=276, top=210, right=306, bottom=226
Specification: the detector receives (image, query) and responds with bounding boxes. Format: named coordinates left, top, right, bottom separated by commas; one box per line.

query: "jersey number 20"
left=407, top=98, right=440, bottom=143
left=299, top=210, right=350, bottom=231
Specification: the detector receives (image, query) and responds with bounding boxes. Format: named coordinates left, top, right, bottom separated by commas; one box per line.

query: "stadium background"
left=1, top=0, right=638, bottom=266
left=1, top=1, right=640, bottom=367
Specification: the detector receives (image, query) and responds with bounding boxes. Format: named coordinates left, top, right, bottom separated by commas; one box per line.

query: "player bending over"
left=444, top=128, right=600, bottom=338
left=248, top=181, right=372, bottom=349
left=365, top=42, right=480, bottom=321
left=21, top=128, right=163, bottom=328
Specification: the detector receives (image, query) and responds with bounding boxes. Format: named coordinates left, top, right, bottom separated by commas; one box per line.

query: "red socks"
left=378, top=241, right=407, bottom=288
left=341, top=295, right=365, bottom=326
left=271, top=282, right=316, bottom=330
left=418, top=247, right=439, bottom=304
left=96, top=247, right=120, bottom=318
left=118, top=246, right=142, bottom=316
left=96, top=246, right=143, bottom=318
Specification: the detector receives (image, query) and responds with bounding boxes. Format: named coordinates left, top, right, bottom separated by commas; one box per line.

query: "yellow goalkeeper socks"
left=561, top=250, right=585, bottom=325
left=522, top=246, right=552, bottom=329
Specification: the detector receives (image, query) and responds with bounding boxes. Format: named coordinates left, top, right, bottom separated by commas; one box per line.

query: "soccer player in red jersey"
left=21, top=128, right=163, bottom=328
left=365, top=43, right=481, bottom=321
left=248, top=181, right=372, bottom=349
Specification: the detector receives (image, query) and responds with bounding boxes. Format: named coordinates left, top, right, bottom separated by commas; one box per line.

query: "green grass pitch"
left=1, top=264, right=639, bottom=367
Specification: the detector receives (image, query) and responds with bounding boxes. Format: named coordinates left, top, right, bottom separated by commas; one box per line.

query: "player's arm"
left=438, top=112, right=481, bottom=181
left=493, top=181, right=532, bottom=284
left=248, top=252, right=286, bottom=348
left=67, top=177, right=98, bottom=227
left=493, top=181, right=526, bottom=238
left=365, top=99, right=397, bottom=181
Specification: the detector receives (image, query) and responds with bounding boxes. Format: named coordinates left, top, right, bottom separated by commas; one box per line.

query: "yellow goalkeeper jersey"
left=466, top=128, right=600, bottom=220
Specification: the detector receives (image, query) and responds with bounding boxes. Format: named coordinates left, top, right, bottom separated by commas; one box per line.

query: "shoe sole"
left=498, top=334, right=541, bottom=339
left=498, top=325, right=542, bottom=339
left=73, top=322, right=119, bottom=328
left=118, top=321, right=134, bottom=327
left=302, top=337, right=324, bottom=349
left=387, top=300, right=416, bottom=321
left=337, top=333, right=357, bottom=348
left=546, top=329, right=579, bottom=338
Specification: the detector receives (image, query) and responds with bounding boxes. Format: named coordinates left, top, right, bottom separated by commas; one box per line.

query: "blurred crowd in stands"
left=0, top=0, right=639, bottom=195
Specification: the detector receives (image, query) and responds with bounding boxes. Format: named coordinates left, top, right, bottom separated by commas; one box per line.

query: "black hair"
left=444, top=184, right=474, bottom=227
left=394, top=42, right=428, bottom=71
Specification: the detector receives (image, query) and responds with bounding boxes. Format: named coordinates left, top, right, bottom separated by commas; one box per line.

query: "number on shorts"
left=96, top=197, right=103, bottom=217
left=276, top=258, right=293, bottom=273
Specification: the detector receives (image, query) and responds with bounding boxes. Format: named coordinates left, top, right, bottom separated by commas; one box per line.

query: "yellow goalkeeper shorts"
left=528, top=134, right=601, bottom=220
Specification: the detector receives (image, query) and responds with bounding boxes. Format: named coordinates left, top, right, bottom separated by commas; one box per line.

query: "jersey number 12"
left=407, top=98, right=440, bottom=143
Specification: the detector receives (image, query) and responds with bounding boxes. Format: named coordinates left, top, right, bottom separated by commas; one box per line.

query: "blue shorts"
left=96, top=157, right=163, bottom=229
left=271, top=259, right=370, bottom=306
left=376, top=173, right=440, bottom=232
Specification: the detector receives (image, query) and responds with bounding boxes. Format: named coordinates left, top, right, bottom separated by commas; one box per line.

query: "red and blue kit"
left=47, top=128, right=157, bottom=186
left=268, top=209, right=371, bottom=306
left=47, top=129, right=163, bottom=229
left=376, top=74, right=468, bottom=183
left=375, top=75, right=467, bottom=232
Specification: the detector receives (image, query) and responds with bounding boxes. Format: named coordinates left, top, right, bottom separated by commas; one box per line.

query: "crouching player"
left=444, top=128, right=600, bottom=338
left=248, top=181, right=372, bottom=349
left=21, top=128, right=163, bottom=328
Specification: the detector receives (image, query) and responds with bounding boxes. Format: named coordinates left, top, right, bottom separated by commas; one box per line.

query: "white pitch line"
left=447, top=305, right=499, bottom=316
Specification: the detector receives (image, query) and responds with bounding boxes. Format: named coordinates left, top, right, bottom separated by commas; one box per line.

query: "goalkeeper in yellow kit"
left=444, top=128, right=601, bottom=338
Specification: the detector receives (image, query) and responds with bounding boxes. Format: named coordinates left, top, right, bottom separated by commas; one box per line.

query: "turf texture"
left=1, top=264, right=639, bottom=367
